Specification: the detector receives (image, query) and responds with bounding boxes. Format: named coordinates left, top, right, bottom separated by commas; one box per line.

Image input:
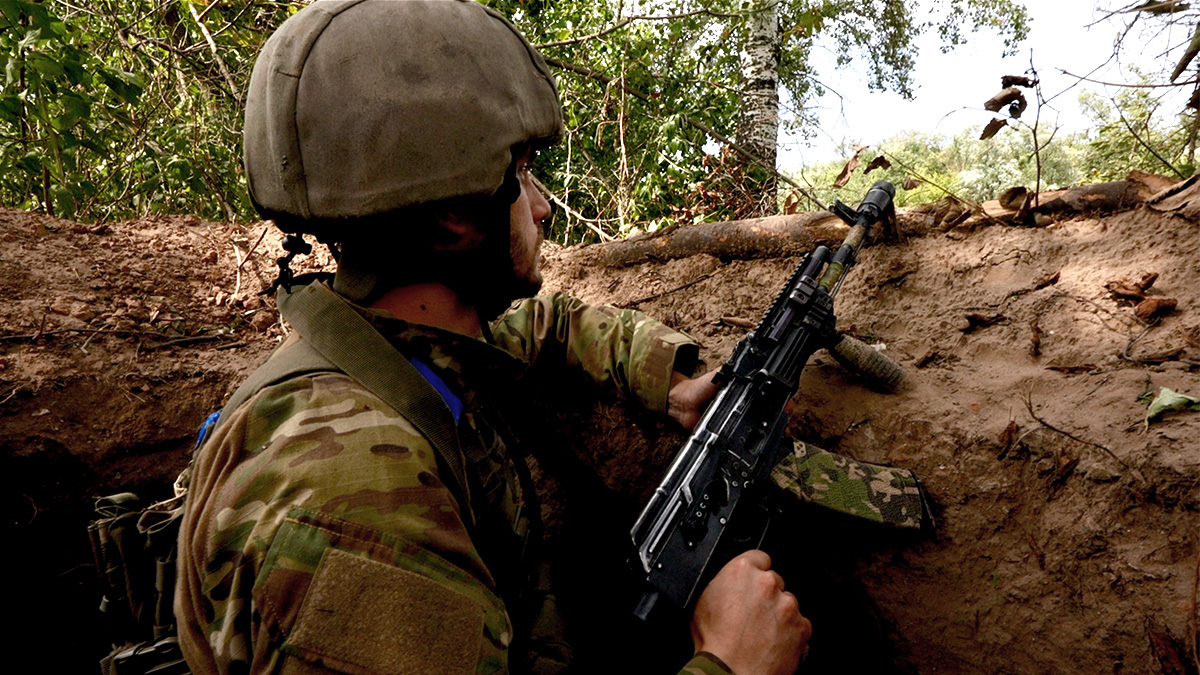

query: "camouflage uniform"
left=175, top=292, right=730, bottom=674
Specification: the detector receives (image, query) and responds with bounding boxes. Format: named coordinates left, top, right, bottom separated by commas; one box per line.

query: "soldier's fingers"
left=736, top=549, right=772, bottom=571
left=799, top=613, right=813, bottom=642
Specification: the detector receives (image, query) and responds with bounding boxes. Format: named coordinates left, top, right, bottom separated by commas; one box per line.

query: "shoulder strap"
left=215, top=333, right=337, bottom=428
left=276, top=282, right=472, bottom=511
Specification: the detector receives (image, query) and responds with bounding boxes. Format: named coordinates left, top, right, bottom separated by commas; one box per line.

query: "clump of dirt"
left=2, top=187, right=1197, bottom=673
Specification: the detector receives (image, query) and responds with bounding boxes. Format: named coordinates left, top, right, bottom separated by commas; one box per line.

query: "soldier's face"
left=508, top=150, right=550, bottom=295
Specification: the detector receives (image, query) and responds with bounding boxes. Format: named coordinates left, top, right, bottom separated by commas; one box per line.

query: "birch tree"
left=495, top=0, right=1030, bottom=239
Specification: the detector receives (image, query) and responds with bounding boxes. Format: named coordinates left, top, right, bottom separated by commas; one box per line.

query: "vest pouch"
left=89, top=493, right=152, bottom=644
left=91, top=492, right=192, bottom=675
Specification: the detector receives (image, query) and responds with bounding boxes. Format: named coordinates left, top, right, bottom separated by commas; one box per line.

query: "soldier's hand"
left=667, top=369, right=719, bottom=430
left=690, top=550, right=811, bottom=675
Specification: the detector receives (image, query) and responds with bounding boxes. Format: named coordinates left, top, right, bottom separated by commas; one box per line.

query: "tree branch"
left=1060, top=69, right=1200, bottom=88
left=1114, top=100, right=1185, bottom=177
left=534, top=7, right=756, bottom=49
left=544, top=57, right=827, bottom=210
left=186, top=0, right=242, bottom=105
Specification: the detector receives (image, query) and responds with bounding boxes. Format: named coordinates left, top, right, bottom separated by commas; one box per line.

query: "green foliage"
left=1077, top=86, right=1197, bottom=182
left=0, top=0, right=295, bottom=221
left=491, top=0, right=1030, bottom=242
left=793, top=125, right=1082, bottom=207
left=0, top=0, right=1029, bottom=235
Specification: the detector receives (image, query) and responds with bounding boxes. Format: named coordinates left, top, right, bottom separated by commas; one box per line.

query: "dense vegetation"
left=0, top=0, right=1194, bottom=243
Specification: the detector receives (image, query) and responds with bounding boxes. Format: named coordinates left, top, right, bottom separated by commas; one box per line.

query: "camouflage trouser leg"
left=770, top=440, right=932, bottom=530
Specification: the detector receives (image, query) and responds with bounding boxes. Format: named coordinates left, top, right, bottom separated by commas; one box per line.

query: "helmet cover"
left=243, top=0, right=563, bottom=226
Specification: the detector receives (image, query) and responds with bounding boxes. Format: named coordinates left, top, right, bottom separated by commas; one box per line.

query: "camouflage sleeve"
left=679, top=652, right=735, bottom=674
left=176, top=373, right=512, bottom=675
left=491, top=293, right=699, bottom=414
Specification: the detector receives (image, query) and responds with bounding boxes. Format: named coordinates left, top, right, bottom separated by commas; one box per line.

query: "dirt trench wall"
left=534, top=203, right=1200, bottom=674
left=1, top=196, right=1198, bottom=674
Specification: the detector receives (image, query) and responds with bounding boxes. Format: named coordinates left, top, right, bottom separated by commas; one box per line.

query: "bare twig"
left=193, top=0, right=222, bottom=23
left=1114, top=102, right=1185, bottom=178
left=1023, top=389, right=1146, bottom=484
left=0, top=327, right=170, bottom=342
left=616, top=273, right=714, bottom=308
left=544, top=56, right=826, bottom=210
left=1060, top=70, right=1200, bottom=89
left=239, top=223, right=271, bottom=272
left=142, top=335, right=225, bottom=350
left=186, top=1, right=243, bottom=105
left=531, top=175, right=614, bottom=242
left=231, top=243, right=244, bottom=304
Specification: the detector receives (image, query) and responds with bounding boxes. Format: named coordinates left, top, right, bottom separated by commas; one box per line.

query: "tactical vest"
left=92, top=281, right=564, bottom=674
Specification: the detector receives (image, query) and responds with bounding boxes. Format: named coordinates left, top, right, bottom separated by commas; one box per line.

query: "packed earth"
left=2, top=176, right=1197, bottom=674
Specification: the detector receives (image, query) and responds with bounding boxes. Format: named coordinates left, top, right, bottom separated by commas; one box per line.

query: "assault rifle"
left=630, top=180, right=897, bottom=620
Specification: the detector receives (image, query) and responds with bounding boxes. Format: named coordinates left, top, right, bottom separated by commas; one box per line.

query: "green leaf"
left=53, top=92, right=90, bottom=130
left=27, top=52, right=63, bottom=78
left=18, top=27, right=41, bottom=51
left=98, top=66, right=143, bottom=104
left=1144, top=387, right=1200, bottom=428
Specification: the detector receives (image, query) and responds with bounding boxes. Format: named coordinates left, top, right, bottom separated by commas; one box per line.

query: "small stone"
left=1084, top=464, right=1120, bottom=483
left=69, top=302, right=96, bottom=322
left=250, top=311, right=275, bottom=333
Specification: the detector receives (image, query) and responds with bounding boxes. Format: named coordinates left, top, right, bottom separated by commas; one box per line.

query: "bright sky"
left=780, top=0, right=1190, bottom=169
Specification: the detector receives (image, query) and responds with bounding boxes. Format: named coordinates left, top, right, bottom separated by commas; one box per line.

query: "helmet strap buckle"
left=263, top=234, right=313, bottom=296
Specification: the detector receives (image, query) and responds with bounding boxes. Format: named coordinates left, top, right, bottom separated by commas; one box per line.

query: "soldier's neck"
left=369, top=283, right=482, bottom=338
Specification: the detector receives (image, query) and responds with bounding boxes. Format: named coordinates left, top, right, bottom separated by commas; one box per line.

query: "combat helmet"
left=243, top=0, right=563, bottom=303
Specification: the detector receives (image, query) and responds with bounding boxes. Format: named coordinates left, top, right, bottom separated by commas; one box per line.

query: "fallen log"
left=595, top=212, right=846, bottom=267
left=573, top=180, right=1158, bottom=267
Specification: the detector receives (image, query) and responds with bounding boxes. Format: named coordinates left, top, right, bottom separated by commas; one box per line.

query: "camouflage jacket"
left=175, top=293, right=731, bottom=675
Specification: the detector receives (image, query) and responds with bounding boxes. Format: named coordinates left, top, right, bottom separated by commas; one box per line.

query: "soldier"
left=174, top=0, right=811, bottom=674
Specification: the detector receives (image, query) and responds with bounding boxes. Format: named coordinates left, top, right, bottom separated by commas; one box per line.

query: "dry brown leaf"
left=1136, top=271, right=1159, bottom=291
left=998, top=186, right=1029, bottom=210
left=1001, top=75, right=1038, bottom=88
left=719, top=315, right=756, bottom=329
left=782, top=190, right=802, bottom=215
left=902, top=175, right=923, bottom=190
left=1034, top=271, right=1060, bottom=290
left=980, top=118, right=1007, bottom=140
left=984, top=87, right=1027, bottom=118
left=864, top=156, right=892, bottom=174
left=1135, top=297, right=1178, bottom=323
left=963, top=313, right=1005, bottom=332
left=833, top=146, right=866, bottom=188
left=998, top=420, right=1020, bottom=451
left=1105, top=277, right=1148, bottom=300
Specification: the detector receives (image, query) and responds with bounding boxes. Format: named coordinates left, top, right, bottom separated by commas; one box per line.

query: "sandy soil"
left=1, top=185, right=1196, bottom=673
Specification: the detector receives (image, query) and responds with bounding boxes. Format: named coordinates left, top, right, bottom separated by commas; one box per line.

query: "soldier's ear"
left=433, top=212, right=485, bottom=251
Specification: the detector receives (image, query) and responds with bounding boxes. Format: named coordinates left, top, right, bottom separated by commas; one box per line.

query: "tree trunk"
left=736, top=0, right=781, bottom=215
